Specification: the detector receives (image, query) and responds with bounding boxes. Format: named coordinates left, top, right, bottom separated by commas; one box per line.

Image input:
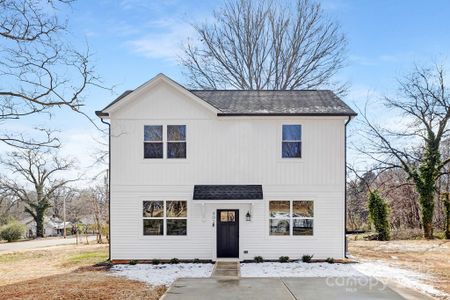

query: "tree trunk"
left=419, top=193, right=434, bottom=239
left=35, top=210, right=45, bottom=238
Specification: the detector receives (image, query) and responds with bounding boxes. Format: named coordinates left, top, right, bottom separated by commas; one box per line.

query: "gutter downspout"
left=99, top=117, right=111, bottom=261
left=344, top=116, right=351, bottom=258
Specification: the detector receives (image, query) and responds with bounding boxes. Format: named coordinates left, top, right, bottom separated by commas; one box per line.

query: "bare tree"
left=182, top=0, right=347, bottom=92
left=88, top=183, right=108, bottom=244
left=0, top=148, right=77, bottom=237
left=356, top=63, right=450, bottom=239
left=0, top=0, right=103, bottom=149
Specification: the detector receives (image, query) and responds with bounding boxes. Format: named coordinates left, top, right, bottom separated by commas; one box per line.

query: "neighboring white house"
left=96, top=74, right=356, bottom=261
left=23, top=216, right=71, bottom=237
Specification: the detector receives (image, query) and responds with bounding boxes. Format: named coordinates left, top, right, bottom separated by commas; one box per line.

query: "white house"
left=95, top=74, right=356, bottom=262
left=23, top=216, right=71, bottom=238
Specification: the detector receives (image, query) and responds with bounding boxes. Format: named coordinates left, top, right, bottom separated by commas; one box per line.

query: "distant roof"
left=96, top=74, right=356, bottom=117
left=193, top=185, right=263, bottom=200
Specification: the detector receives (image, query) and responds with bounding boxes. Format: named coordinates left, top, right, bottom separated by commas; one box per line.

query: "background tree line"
left=0, top=148, right=109, bottom=242
left=348, top=64, right=450, bottom=240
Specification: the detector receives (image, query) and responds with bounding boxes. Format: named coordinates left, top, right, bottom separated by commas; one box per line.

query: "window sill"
left=267, top=235, right=316, bottom=240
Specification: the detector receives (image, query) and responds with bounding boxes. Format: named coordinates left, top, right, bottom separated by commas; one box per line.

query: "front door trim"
left=216, top=209, right=239, bottom=258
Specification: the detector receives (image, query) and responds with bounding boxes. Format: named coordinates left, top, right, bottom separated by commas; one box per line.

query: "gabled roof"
left=95, top=74, right=356, bottom=117
left=189, top=90, right=356, bottom=116
left=193, top=185, right=263, bottom=200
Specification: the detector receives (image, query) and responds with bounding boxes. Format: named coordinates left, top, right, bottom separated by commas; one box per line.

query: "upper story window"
left=282, top=125, right=302, bottom=158
left=144, top=125, right=163, bottom=159
left=167, top=125, right=186, bottom=159
left=143, top=125, right=187, bottom=159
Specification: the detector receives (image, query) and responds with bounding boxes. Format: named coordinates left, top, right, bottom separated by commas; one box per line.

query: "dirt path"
left=0, top=244, right=166, bottom=299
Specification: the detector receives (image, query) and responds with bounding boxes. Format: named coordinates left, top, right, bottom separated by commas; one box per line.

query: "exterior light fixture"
left=246, top=211, right=251, bottom=222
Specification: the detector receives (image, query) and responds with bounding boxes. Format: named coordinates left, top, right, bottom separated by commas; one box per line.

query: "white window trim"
left=281, top=124, right=302, bottom=159
left=142, top=123, right=189, bottom=162
left=268, top=200, right=314, bottom=237
left=142, top=200, right=188, bottom=237
left=167, top=125, right=187, bottom=159
left=143, top=125, right=164, bottom=159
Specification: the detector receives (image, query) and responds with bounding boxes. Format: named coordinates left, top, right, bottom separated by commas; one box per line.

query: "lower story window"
left=269, top=200, right=314, bottom=236
left=143, top=200, right=187, bottom=236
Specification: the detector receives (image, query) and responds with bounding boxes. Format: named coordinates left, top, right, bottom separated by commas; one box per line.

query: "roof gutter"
left=96, top=112, right=111, bottom=261
left=344, top=115, right=352, bottom=258
left=95, top=111, right=109, bottom=117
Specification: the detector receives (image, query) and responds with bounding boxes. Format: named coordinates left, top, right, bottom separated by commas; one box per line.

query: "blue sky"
left=3, top=0, right=450, bottom=179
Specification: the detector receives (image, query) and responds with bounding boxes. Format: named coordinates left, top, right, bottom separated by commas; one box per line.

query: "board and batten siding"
left=109, top=80, right=346, bottom=260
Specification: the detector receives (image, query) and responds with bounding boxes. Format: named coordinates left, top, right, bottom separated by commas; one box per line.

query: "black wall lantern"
left=246, top=211, right=251, bottom=222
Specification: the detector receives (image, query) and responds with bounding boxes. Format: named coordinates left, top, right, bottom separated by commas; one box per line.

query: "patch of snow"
left=240, top=262, right=363, bottom=277
left=110, top=263, right=214, bottom=286
left=354, top=261, right=447, bottom=298
left=240, top=261, right=447, bottom=298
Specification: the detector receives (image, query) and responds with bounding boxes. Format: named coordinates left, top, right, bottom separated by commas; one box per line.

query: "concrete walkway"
left=0, top=236, right=97, bottom=253
left=212, top=261, right=240, bottom=278
left=162, top=277, right=415, bottom=300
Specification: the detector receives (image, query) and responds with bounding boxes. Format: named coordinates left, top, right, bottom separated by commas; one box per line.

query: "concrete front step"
left=212, top=261, right=240, bottom=278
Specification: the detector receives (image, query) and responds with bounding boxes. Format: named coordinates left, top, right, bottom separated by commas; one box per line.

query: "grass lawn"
left=0, top=244, right=166, bottom=300
left=349, top=238, right=450, bottom=297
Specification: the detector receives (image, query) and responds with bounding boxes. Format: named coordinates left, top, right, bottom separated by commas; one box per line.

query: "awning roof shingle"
left=193, top=185, right=263, bottom=200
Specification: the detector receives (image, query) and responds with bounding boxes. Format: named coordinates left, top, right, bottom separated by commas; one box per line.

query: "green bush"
left=443, top=193, right=450, bottom=239
left=301, top=254, right=313, bottom=263
left=368, top=190, right=391, bottom=241
left=325, top=257, right=335, bottom=264
left=279, top=256, right=289, bottom=263
left=0, top=221, right=25, bottom=242
left=193, top=258, right=201, bottom=263
left=169, top=258, right=179, bottom=264
left=129, top=260, right=137, bottom=265
left=254, top=256, right=264, bottom=263
left=152, top=259, right=161, bottom=265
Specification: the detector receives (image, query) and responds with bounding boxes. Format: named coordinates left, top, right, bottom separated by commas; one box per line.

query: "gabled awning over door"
left=193, top=185, right=263, bottom=200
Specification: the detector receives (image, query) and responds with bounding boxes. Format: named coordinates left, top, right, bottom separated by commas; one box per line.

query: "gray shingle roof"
left=96, top=74, right=356, bottom=117
left=189, top=90, right=356, bottom=116
left=193, top=185, right=263, bottom=200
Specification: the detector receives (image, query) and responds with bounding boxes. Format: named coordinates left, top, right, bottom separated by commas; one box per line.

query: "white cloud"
left=58, top=128, right=107, bottom=185
left=126, top=19, right=197, bottom=62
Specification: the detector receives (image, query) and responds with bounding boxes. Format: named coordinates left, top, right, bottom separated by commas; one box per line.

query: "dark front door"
left=217, top=209, right=239, bottom=258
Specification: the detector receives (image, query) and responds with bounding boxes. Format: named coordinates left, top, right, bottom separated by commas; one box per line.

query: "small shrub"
left=152, top=259, right=161, bottom=265
left=279, top=256, right=289, bottom=263
left=326, top=257, right=335, bottom=264
left=254, top=256, right=264, bottom=263
left=129, top=260, right=137, bottom=265
left=0, top=221, right=25, bottom=242
left=170, top=258, right=179, bottom=264
left=193, top=258, right=201, bottom=263
left=301, top=254, right=314, bottom=263
left=368, top=190, right=391, bottom=241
